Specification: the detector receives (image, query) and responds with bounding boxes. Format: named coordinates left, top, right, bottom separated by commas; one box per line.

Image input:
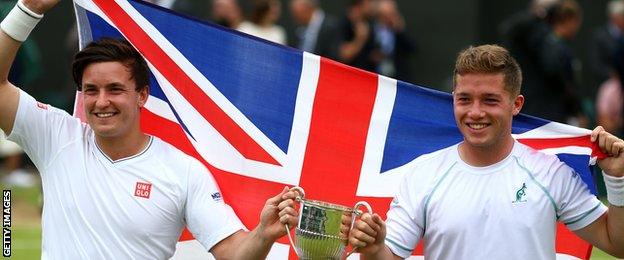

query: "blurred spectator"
left=212, top=0, right=244, bottom=29
left=588, top=1, right=624, bottom=92
left=374, top=0, right=416, bottom=81
left=339, top=0, right=381, bottom=72
left=499, top=0, right=559, bottom=52
left=238, top=0, right=287, bottom=44
left=539, top=0, right=585, bottom=126
left=289, top=0, right=340, bottom=60
left=500, top=0, right=585, bottom=126
left=587, top=0, right=624, bottom=120
left=499, top=0, right=558, bottom=120
left=596, top=75, right=623, bottom=135
left=0, top=131, right=36, bottom=188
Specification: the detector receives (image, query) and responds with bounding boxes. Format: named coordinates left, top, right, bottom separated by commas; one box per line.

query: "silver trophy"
left=285, top=187, right=373, bottom=259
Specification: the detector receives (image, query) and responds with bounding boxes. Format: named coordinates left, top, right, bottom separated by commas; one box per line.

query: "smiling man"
left=348, top=45, right=624, bottom=259
left=0, top=0, right=298, bottom=259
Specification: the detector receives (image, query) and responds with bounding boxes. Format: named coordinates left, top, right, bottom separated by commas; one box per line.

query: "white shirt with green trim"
left=385, top=141, right=606, bottom=259
left=8, top=90, right=244, bottom=259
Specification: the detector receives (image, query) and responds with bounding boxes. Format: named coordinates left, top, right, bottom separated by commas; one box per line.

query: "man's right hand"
left=349, top=212, right=387, bottom=255
left=22, top=0, right=60, bottom=15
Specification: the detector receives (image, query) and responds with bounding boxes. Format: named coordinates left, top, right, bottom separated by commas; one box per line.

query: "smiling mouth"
left=93, top=112, right=117, bottom=118
left=467, top=123, right=489, bottom=130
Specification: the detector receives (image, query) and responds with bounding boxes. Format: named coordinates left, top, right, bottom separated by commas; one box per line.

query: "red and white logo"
left=134, top=182, right=152, bottom=199
left=36, top=102, right=48, bottom=110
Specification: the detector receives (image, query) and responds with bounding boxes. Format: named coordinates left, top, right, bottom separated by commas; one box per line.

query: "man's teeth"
left=469, top=123, right=487, bottom=129
left=95, top=112, right=115, bottom=118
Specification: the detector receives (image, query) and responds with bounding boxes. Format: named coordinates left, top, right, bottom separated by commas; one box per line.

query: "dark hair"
left=348, top=0, right=365, bottom=7
left=546, top=0, right=581, bottom=25
left=454, top=44, right=522, bottom=96
left=72, top=38, right=149, bottom=91
left=250, top=0, right=272, bottom=24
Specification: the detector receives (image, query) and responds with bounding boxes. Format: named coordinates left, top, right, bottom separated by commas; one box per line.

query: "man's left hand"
left=592, top=126, right=624, bottom=177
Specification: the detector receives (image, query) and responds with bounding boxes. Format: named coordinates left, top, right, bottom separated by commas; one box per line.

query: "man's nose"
left=95, top=92, right=111, bottom=108
left=467, top=102, right=485, bottom=118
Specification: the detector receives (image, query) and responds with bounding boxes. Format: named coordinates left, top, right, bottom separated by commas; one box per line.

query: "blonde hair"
left=453, top=44, right=522, bottom=96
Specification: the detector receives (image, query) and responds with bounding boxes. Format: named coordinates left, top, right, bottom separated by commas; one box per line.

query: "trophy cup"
left=285, top=187, right=373, bottom=259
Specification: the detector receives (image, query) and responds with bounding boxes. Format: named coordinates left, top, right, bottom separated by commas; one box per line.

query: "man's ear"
left=138, top=85, right=149, bottom=107
left=512, top=94, right=524, bottom=116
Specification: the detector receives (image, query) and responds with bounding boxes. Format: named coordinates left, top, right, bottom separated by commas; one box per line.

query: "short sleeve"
left=553, top=165, right=607, bottom=231
left=184, top=159, right=245, bottom=251
left=385, top=170, right=425, bottom=258
left=7, top=90, right=82, bottom=169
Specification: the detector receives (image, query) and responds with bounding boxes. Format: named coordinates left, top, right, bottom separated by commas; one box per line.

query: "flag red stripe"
left=555, top=223, right=593, bottom=259
left=518, top=135, right=606, bottom=159
left=298, top=59, right=378, bottom=204
left=92, top=0, right=280, bottom=166
left=294, top=59, right=392, bottom=257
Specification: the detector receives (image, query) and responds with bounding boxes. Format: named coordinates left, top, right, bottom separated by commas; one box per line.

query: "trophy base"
left=295, top=228, right=347, bottom=260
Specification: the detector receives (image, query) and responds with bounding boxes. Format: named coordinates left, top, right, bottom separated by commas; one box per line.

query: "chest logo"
left=134, top=182, right=152, bottom=199
left=512, top=183, right=527, bottom=203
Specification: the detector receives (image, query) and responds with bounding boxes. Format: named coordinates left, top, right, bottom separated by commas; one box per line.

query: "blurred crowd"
left=500, top=0, right=623, bottom=136
left=167, top=0, right=624, bottom=137
left=205, top=0, right=417, bottom=81
left=2, top=0, right=624, bottom=187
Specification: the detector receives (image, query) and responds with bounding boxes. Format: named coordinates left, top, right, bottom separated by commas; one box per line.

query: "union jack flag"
left=72, top=0, right=603, bottom=258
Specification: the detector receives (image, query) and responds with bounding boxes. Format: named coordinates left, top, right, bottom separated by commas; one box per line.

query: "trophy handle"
left=345, top=201, right=374, bottom=258
left=285, top=224, right=299, bottom=257
left=353, top=201, right=372, bottom=216
left=290, top=186, right=305, bottom=201
left=284, top=186, right=305, bottom=257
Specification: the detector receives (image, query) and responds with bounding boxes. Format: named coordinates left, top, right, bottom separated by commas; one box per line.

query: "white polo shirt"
left=385, top=141, right=607, bottom=259
left=8, top=90, right=244, bottom=259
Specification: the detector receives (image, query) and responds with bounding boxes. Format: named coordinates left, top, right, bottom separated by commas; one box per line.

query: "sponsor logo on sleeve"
left=36, top=102, right=48, bottom=110
left=211, top=192, right=223, bottom=201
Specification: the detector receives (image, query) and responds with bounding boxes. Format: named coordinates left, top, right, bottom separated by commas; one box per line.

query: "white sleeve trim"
left=564, top=202, right=608, bottom=231
left=385, top=237, right=413, bottom=258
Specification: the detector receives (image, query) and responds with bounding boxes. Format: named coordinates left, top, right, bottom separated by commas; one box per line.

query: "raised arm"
left=0, top=0, right=58, bottom=134
left=574, top=126, right=624, bottom=258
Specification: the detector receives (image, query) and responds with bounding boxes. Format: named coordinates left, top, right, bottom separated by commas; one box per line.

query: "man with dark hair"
left=72, top=38, right=149, bottom=92
left=373, top=0, right=416, bottom=82
left=212, top=0, right=244, bottom=29
left=0, top=0, right=297, bottom=258
left=347, top=45, right=624, bottom=259
left=289, top=0, right=340, bottom=60
left=338, top=0, right=380, bottom=72
left=536, top=0, right=585, bottom=125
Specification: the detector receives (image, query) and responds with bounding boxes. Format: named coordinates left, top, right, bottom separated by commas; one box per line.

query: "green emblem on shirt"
left=513, top=183, right=527, bottom=203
